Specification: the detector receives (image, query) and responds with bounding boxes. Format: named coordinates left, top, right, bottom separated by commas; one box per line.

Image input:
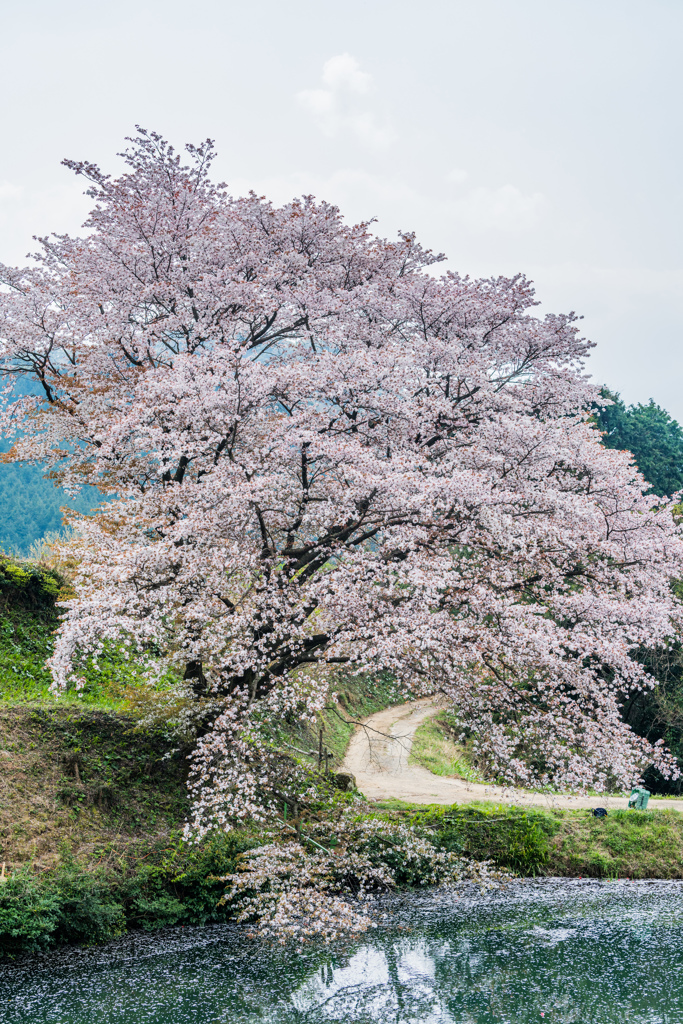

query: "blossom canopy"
left=1, top=129, right=681, bottom=821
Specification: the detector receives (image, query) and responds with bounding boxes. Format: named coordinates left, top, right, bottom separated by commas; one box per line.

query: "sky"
left=1, top=0, right=682, bottom=415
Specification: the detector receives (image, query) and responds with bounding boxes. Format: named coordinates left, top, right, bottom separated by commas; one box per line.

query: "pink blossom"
left=0, top=129, right=681, bottom=829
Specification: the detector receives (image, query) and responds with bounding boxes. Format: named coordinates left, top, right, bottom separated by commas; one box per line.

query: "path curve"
left=342, top=699, right=683, bottom=812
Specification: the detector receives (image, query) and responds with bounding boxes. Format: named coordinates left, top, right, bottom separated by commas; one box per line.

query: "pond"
left=2, top=878, right=683, bottom=1023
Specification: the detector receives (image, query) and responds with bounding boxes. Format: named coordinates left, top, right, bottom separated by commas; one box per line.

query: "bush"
left=0, top=832, right=257, bottom=954
left=0, top=866, right=125, bottom=952
left=0, top=556, right=63, bottom=609
left=0, top=869, right=63, bottom=951
left=408, top=804, right=559, bottom=875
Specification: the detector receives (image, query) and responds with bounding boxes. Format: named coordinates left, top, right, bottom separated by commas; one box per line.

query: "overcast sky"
left=1, top=0, right=682, bottom=415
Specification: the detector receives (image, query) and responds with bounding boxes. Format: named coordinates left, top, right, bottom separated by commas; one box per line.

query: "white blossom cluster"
left=0, top=129, right=682, bottom=819
left=223, top=817, right=506, bottom=941
left=184, top=696, right=322, bottom=833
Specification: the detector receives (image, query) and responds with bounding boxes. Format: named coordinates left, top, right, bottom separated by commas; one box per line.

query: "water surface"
left=2, top=878, right=682, bottom=1023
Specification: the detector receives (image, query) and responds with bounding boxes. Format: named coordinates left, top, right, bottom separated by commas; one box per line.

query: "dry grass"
left=0, top=706, right=189, bottom=871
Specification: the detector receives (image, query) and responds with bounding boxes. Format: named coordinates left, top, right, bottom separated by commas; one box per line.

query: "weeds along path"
left=342, top=700, right=683, bottom=812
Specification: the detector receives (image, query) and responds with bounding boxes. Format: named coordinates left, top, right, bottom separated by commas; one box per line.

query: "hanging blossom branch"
left=221, top=817, right=508, bottom=942
left=0, top=127, right=681, bottom=831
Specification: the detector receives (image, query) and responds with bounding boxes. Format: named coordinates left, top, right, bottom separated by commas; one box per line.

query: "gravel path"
left=342, top=699, right=683, bottom=812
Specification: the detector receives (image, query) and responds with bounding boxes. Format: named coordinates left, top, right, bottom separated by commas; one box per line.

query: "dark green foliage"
left=0, top=870, right=62, bottom=950
left=44, top=864, right=126, bottom=946
left=0, top=574, right=60, bottom=702
left=0, top=555, right=62, bottom=609
left=595, top=389, right=683, bottom=496
left=593, top=392, right=683, bottom=783
left=0, top=833, right=256, bottom=953
left=124, top=833, right=257, bottom=931
left=407, top=804, right=557, bottom=875
left=621, top=643, right=683, bottom=795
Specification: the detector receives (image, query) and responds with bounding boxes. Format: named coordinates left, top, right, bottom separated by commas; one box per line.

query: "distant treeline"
left=0, top=463, right=101, bottom=556
left=0, top=387, right=681, bottom=555
left=0, top=375, right=103, bottom=556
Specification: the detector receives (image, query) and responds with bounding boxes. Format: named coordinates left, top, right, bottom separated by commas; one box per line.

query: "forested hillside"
left=0, top=464, right=100, bottom=555
left=0, top=376, right=103, bottom=555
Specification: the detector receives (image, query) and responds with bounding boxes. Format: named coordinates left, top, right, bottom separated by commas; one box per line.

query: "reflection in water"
left=2, top=879, right=683, bottom=1022
left=290, top=942, right=451, bottom=1022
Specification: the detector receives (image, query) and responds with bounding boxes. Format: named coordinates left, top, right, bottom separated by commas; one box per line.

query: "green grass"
left=0, top=560, right=171, bottom=711
left=409, top=711, right=485, bottom=782
left=375, top=798, right=683, bottom=880
left=549, top=807, right=683, bottom=878
left=0, top=600, right=58, bottom=703
left=0, top=563, right=127, bottom=709
left=0, top=606, right=132, bottom=709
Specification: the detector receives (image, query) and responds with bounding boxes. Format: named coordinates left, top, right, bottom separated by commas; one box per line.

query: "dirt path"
left=342, top=699, right=683, bottom=812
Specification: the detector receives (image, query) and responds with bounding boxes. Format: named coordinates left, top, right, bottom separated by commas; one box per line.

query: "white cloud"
left=445, top=168, right=468, bottom=185
left=321, top=53, right=372, bottom=94
left=297, top=88, right=334, bottom=118
left=297, top=54, right=396, bottom=148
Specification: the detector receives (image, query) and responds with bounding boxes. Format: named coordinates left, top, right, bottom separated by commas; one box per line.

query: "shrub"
left=409, top=804, right=558, bottom=875
left=0, top=832, right=256, bottom=953
left=0, top=869, right=62, bottom=951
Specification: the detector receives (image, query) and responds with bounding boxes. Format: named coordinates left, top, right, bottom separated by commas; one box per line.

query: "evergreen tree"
left=595, top=389, right=683, bottom=496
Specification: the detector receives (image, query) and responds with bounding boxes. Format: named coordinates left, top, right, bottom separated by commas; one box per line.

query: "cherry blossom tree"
left=1, top=129, right=682, bottom=829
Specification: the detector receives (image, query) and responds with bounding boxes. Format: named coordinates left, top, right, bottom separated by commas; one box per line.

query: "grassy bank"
left=3, top=793, right=683, bottom=953
left=392, top=801, right=683, bottom=880
left=0, top=558, right=413, bottom=951
left=1, top=702, right=683, bottom=953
